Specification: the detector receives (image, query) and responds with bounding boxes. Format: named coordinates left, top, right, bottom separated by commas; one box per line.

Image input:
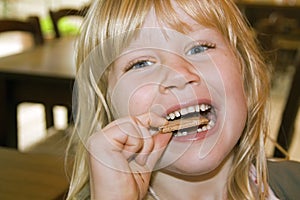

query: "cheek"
left=213, top=51, right=246, bottom=104
left=222, top=72, right=248, bottom=145
left=212, top=52, right=248, bottom=134
left=127, top=85, right=157, bottom=116
left=109, top=78, right=157, bottom=118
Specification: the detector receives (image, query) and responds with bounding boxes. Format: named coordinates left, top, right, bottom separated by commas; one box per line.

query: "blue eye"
left=187, top=42, right=216, bottom=56
left=128, top=60, right=155, bottom=70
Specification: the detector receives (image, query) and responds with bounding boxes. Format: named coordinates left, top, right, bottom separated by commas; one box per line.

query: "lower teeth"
left=173, top=120, right=215, bottom=137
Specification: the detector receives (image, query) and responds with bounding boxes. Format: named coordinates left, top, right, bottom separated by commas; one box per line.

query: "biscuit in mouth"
left=159, top=103, right=216, bottom=137
left=159, top=116, right=209, bottom=133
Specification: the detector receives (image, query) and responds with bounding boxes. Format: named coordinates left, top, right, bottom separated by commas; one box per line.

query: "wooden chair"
left=49, top=5, right=89, bottom=38
left=0, top=16, right=44, bottom=46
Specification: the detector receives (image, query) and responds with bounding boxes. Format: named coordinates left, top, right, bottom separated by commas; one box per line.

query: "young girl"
left=66, top=0, right=299, bottom=199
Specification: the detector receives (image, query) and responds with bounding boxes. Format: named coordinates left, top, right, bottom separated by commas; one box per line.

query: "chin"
left=166, top=151, right=228, bottom=176
left=159, top=138, right=236, bottom=178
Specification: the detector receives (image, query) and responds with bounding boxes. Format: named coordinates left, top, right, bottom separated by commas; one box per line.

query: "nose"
left=159, top=54, right=201, bottom=93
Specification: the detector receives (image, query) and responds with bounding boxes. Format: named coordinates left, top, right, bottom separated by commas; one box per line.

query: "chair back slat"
left=0, top=16, right=44, bottom=45
left=49, top=5, right=89, bottom=38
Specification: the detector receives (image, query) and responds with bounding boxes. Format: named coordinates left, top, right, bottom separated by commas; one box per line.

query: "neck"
left=150, top=153, right=234, bottom=200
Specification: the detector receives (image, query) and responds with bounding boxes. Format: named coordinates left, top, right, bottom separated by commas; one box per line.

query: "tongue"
left=159, top=116, right=209, bottom=133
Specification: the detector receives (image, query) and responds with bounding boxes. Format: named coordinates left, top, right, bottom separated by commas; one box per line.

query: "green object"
left=58, top=17, right=81, bottom=36
left=40, top=16, right=81, bottom=38
left=40, top=16, right=54, bottom=37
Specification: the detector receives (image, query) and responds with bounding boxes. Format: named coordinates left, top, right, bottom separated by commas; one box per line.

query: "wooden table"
left=0, top=147, right=71, bottom=200
left=0, top=37, right=76, bottom=148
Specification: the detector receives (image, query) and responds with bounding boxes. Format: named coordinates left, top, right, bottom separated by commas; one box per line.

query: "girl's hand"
left=87, top=112, right=172, bottom=200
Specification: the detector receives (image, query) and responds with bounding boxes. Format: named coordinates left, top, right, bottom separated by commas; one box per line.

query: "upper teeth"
left=166, top=104, right=211, bottom=120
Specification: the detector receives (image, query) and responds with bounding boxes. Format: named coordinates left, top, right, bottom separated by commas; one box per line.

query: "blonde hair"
left=66, top=0, right=271, bottom=199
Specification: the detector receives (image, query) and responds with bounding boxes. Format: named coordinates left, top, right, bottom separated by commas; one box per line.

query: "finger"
left=133, top=113, right=170, bottom=166
left=118, top=120, right=144, bottom=160
left=97, top=118, right=145, bottom=164
left=133, top=124, right=154, bottom=166
left=144, top=132, right=172, bottom=170
left=133, top=130, right=172, bottom=168
left=103, top=116, right=151, bottom=164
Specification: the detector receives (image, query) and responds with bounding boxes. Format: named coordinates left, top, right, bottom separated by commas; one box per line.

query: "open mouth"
left=160, top=103, right=217, bottom=137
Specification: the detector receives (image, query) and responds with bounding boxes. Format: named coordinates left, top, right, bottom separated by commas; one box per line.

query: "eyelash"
left=125, top=57, right=156, bottom=71
left=187, top=42, right=216, bottom=55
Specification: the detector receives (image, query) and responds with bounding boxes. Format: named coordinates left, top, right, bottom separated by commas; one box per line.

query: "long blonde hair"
left=66, top=0, right=271, bottom=199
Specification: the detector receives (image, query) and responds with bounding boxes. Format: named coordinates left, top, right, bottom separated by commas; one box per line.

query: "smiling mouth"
left=159, top=104, right=216, bottom=137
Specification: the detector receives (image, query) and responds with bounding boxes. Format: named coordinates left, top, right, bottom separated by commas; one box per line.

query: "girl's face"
left=106, top=8, right=247, bottom=175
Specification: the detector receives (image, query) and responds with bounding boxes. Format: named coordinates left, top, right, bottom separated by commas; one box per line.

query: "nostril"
left=159, top=84, right=176, bottom=94
left=159, top=78, right=200, bottom=93
left=188, top=79, right=201, bottom=86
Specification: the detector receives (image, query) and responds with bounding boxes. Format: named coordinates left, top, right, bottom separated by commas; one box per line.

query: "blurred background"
left=0, top=0, right=90, bottom=151
left=0, top=0, right=299, bottom=159
left=0, top=0, right=299, bottom=199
